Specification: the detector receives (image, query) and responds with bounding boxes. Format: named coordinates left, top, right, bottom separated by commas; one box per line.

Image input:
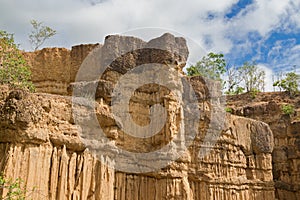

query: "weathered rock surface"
left=23, top=44, right=100, bottom=95
left=227, top=92, right=300, bottom=200
left=1, top=34, right=275, bottom=199
left=0, top=88, right=275, bottom=199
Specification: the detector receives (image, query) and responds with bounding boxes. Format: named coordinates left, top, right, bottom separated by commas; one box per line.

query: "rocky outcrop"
left=24, top=47, right=71, bottom=95
left=1, top=34, right=275, bottom=199
left=0, top=88, right=275, bottom=199
left=227, top=92, right=300, bottom=200
left=23, top=44, right=100, bottom=95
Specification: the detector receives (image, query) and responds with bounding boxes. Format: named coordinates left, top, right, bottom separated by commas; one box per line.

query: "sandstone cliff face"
left=23, top=44, right=100, bottom=95
left=227, top=93, right=300, bottom=200
left=1, top=34, right=275, bottom=199
left=0, top=87, right=275, bottom=200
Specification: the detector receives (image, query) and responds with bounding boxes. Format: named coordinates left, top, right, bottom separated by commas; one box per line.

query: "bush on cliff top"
left=273, top=72, right=300, bottom=96
left=0, top=30, right=34, bottom=91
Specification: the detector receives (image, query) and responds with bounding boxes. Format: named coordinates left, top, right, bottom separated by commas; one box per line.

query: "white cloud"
left=226, top=0, right=292, bottom=38
left=0, top=0, right=299, bottom=75
left=0, top=0, right=238, bottom=50
left=266, top=39, right=300, bottom=73
left=287, top=0, right=300, bottom=30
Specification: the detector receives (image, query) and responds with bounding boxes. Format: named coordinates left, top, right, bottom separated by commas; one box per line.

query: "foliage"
left=239, top=62, right=265, bottom=93
left=225, top=65, right=243, bottom=94
left=249, top=88, right=260, bottom=99
left=29, top=20, right=56, bottom=51
left=281, top=104, right=295, bottom=115
left=0, top=30, right=34, bottom=91
left=225, top=107, right=233, bottom=113
left=273, top=72, right=300, bottom=95
left=225, top=62, right=265, bottom=95
left=187, top=53, right=267, bottom=96
left=233, top=86, right=245, bottom=95
left=0, top=175, right=26, bottom=200
left=186, top=52, right=226, bottom=82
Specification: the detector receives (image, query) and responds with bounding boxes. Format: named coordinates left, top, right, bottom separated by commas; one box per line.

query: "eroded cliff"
left=1, top=33, right=275, bottom=199
left=23, top=44, right=100, bottom=95
left=227, top=92, right=300, bottom=200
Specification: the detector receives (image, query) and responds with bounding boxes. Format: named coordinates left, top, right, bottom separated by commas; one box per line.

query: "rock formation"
left=227, top=93, right=300, bottom=200
left=0, top=34, right=276, bottom=199
left=24, top=44, right=100, bottom=95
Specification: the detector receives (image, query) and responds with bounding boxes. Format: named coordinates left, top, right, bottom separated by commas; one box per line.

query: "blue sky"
left=1, top=0, right=300, bottom=90
left=225, top=0, right=254, bottom=18
left=224, top=0, right=300, bottom=74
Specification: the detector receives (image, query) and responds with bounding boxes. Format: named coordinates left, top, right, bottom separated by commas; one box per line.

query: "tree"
left=0, top=30, right=34, bottom=91
left=272, top=71, right=284, bottom=91
left=186, top=52, right=226, bottom=82
left=273, top=72, right=300, bottom=95
left=239, top=62, right=265, bottom=92
left=225, top=65, right=244, bottom=95
left=29, top=20, right=56, bottom=51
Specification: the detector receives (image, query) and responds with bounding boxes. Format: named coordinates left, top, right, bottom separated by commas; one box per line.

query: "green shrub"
left=234, top=86, right=245, bottom=95
left=0, top=30, right=34, bottom=91
left=273, top=72, right=300, bottom=95
left=186, top=52, right=226, bottom=82
left=250, top=88, right=260, bottom=99
left=225, top=107, right=233, bottom=113
left=281, top=104, right=295, bottom=115
left=0, top=175, right=26, bottom=200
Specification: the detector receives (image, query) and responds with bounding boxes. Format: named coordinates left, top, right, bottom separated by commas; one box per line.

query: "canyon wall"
left=1, top=34, right=275, bottom=199
left=227, top=93, right=300, bottom=200
left=23, top=44, right=100, bottom=95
